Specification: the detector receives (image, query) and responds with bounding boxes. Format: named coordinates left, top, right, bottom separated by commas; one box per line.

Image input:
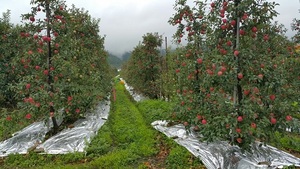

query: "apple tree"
left=121, top=32, right=162, bottom=99
left=9, top=0, right=111, bottom=132
left=170, top=0, right=298, bottom=150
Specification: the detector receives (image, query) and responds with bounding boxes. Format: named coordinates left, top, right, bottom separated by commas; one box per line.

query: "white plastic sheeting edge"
left=37, top=100, right=110, bottom=154
left=0, top=110, right=64, bottom=157
left=151, top=120, right=300, bottom=169
left=120, top=78, right=148, bottom=102
left=0, top=99, right=110, bottom=156
left=0, top=122, right=49, bottom=157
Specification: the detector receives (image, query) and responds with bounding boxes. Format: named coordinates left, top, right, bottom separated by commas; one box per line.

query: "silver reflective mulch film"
left=152, top=120, right=300, bottom=169
left=0, top=121, right=50, bottom=157
left=0, top=99, right=110, bottom=156
left=121, top=78, right=147, bottom=102
left=37, top=100, right=110, bottom=154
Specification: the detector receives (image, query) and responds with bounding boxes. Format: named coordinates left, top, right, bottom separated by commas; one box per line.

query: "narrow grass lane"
left=86, top=83, right=158, bottom=168
left=85, top=81, right=204, bottom=169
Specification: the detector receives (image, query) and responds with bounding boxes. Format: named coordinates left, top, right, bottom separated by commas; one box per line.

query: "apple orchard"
left=1, top=0, right=300, bottom=151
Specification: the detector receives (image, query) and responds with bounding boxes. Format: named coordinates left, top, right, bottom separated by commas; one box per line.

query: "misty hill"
left=108, top=53, right=123, bottom=69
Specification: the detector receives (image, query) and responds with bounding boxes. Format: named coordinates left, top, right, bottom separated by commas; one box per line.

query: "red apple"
left=181, top=101, right=185, bottom=106
left=217, top=71, right=223, bottom=76
left=263, top=34, right=269, bottom=41
left=26, top=83, right=31, bottom=89
left=201, top=119, right=207, bottom=125
left=243, top=89, right=250, bottom=96
left=29, top=16, right=35, bottom=22
left=258, top=74, right=263, bottom=79
left=242, top=13, right=248, bottom=20
left=206, top=69, right=213, bottom=75
left=226, top=41, right=232, bottom=46
left=236, top=128, right=242, bottom=133
left=269, top=94, right=276, bottom=101
left=286, top=115, right=292, bottom=121
left=270, top=117, right=277, bottom=124
left=237, top=116, right=243, bottom=122
left=221, top=66, right=226, bottom=72
left=33, top=34, right=38, bottom=39
left=211, top=2, right=215, bottom=8
left=230, top=20, right=236, bottom=26
left=237, top=73, right=243, bottom=79
left=35, top=65, right=40, bottom=70
left=239, top=29, right=245, bottom=35
left=221, top=24, right=227, bottom=30
left=252, top=27, right=257, bottom=33
left=53, top=32, right=59, bottom=37
left=234, top=50, right=239, bottom=56
left=251, top=122, right=257, bottom=129
left=25, top=113, right=32, bottom=119
left=236, top=138, right=242, bottom=143
left=186, top=26, right=191, bottom=31
left=197, top=58, right=203, bottom=64
left=253, top=87, right=259, bottom=94
left=43, top=69, right=49, bottom=75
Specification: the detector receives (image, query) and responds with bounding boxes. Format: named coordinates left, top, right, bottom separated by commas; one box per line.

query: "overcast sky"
left=1, top=0, right=300, bottom=56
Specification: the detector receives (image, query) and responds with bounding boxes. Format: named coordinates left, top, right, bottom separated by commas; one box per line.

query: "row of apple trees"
left=0, top=0, right=112, bottom=132
left=121, top=0, right=300, bottom=151
left=121, top=33, right=163, bottom=99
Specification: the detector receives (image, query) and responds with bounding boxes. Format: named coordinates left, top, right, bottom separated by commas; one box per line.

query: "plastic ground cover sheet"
left=37, top=100, right=110, bottom=154
left=152, top=120, right=300, bottom=169
left=122, top=78, right=147, bottom=102
left=0, top=100, right=110, bottom=156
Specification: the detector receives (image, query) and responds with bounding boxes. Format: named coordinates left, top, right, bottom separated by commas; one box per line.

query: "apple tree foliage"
left=291, top=10, right=300, bottom=117
left=121, top=33, right=163, bottom=99
left=5, top=0, right=111, bottom=130
left=169, top=0, right=299, bottom=150
left=0, top=11, right=26, bottom=107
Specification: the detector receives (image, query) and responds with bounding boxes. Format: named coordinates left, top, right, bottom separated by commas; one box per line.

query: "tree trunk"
left=46, top=0, right=59, bottom=132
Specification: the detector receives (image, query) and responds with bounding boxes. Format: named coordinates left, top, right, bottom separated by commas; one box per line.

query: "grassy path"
left=85, top=83, right=159, bottom=168
left=1, top=81, right=204, bottom=169
left=84, top=82, right=204, bottom=168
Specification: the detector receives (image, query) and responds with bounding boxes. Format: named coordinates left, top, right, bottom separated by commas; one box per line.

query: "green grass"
left=136, top=99, right=175, bottom=124
left=0, top=80, right=205, bottom=169
left=272, top=131, right=300, bottom=154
